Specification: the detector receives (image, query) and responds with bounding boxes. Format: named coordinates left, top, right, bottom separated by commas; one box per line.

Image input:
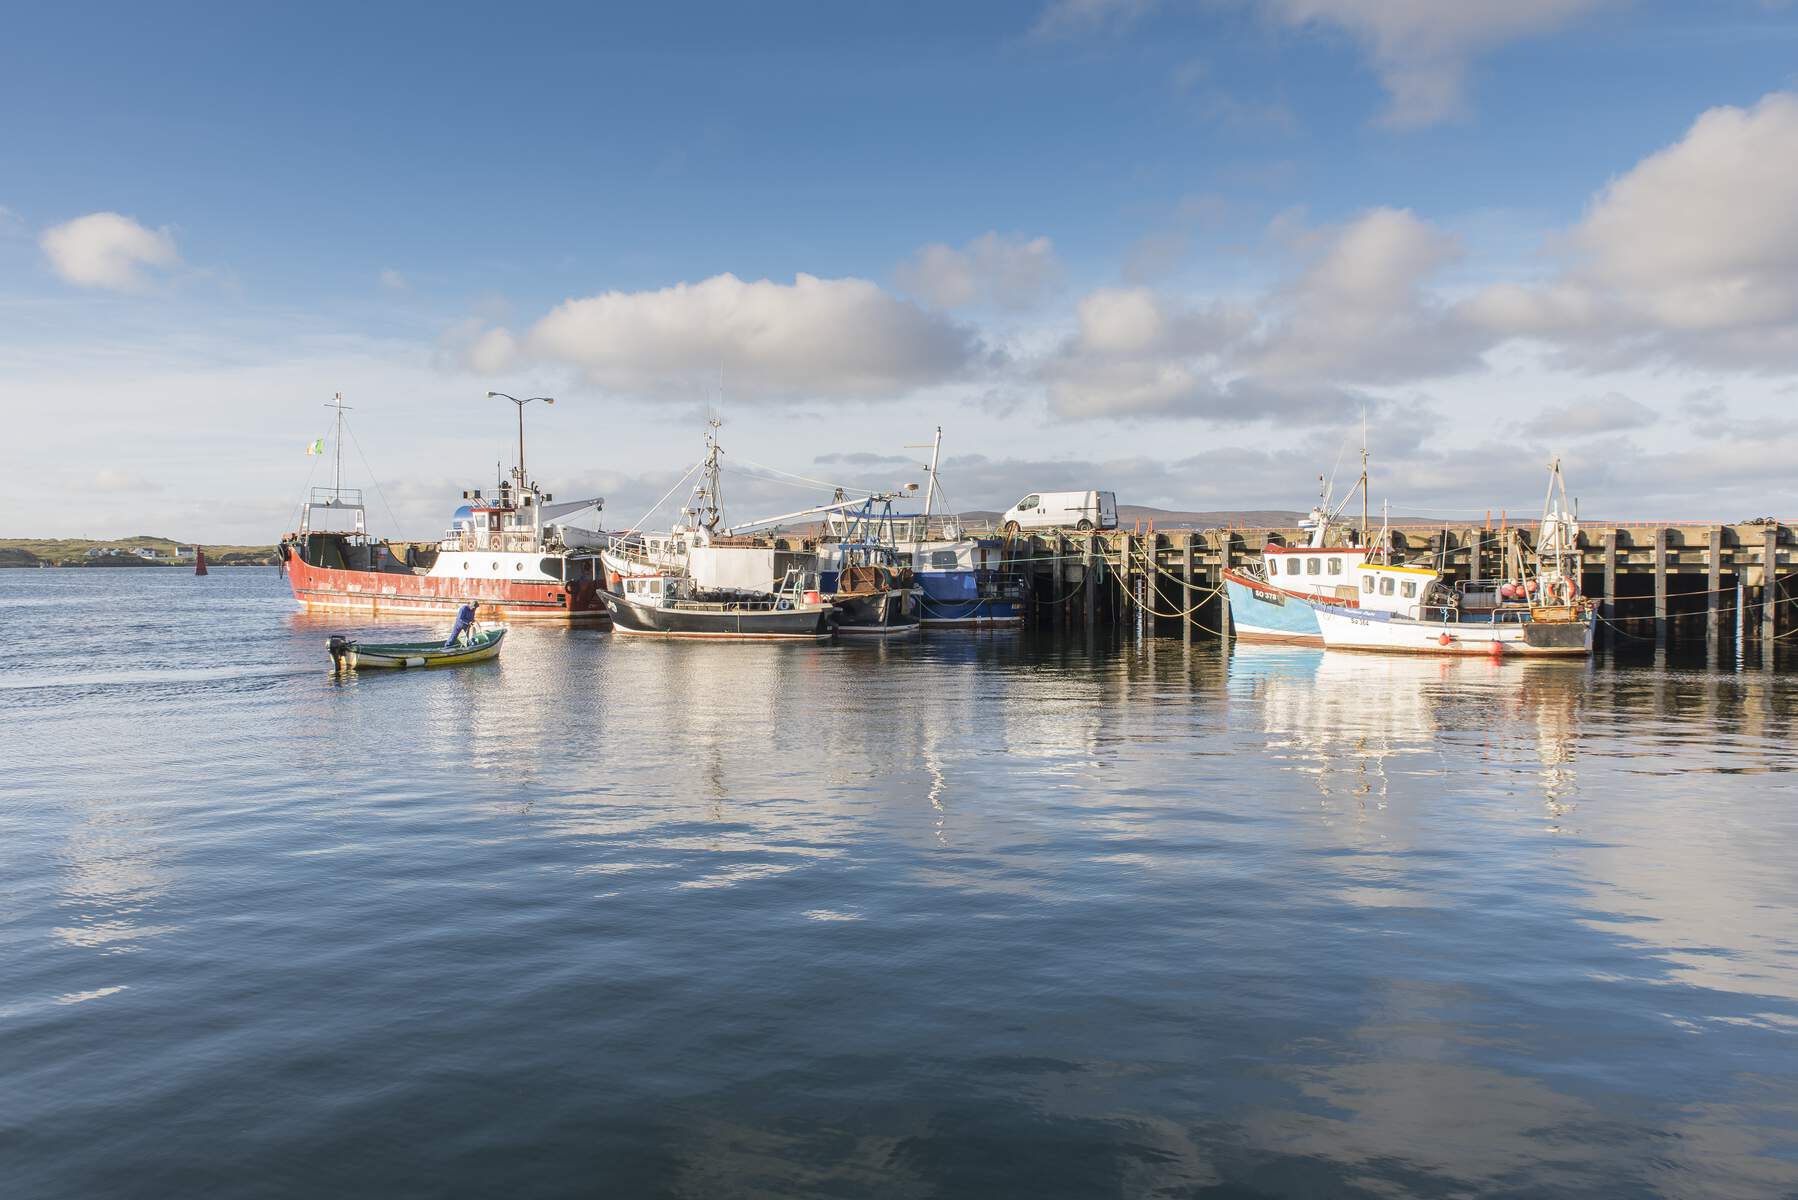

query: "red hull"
left=284, top=554, right=609, bottom=622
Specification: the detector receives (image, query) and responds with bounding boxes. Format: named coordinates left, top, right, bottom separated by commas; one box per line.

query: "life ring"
left=488, top=534, right=502, bottom=551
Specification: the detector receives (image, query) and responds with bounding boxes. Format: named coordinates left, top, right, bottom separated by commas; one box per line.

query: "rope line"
left=619, top=459, right=703, bottom=535
left=343, top=420, right=404, bottom=538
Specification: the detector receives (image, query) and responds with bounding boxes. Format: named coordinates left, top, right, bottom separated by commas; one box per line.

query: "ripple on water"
left=2, top=569, right=1796, bottom=1198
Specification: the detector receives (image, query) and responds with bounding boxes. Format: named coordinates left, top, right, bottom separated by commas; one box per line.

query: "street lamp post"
left=487, top=391, right=555, bottom=491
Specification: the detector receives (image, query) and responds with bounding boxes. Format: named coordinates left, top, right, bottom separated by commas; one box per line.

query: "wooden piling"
left=1117, top=533, right=1129, bottom=630
left=1084, top=537, right=1097, bottom=639
left=1181, top=535, right=1194, bottom=645
left=1707, top=526, right=1722, bottom=653
left=1653, top=528, right=1669, bottom=647
left=1467, top=527, right=1481, bottom=585
left=1602, top=530, right=1618, bottom=638
left=1763, top=526, right=1779, bottom=646
left=1050, top=536, right=1064, bottom=633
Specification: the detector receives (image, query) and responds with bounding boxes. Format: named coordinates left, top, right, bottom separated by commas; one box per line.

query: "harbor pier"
left=1011, top=521, right=1794, bottom=652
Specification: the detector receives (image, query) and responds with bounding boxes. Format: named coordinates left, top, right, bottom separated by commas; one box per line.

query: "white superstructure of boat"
left=1313, top=460, right=1594, bottom=658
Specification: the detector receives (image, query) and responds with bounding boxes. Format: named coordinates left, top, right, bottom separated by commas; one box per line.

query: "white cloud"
left=1462, top=92, right=1798, bottom=369
left=896, top=232, right=1063, bottom=311
left=1266, top=0, right=1609, bottom=127
left=379, top=268, right=407, bottom=290
left=1523, top=392, right=1658, bottom=439
left=1242, top=206, right=1476, bottom=382
left=465, top=327, right=518, bottom=375
left=506, top=272, right=984, bottom=400
left=1040, top=208, right=1481, bottom=419
left=39, top=212, right=180, bottom=291
left=91, top=468, right=163, bottom=493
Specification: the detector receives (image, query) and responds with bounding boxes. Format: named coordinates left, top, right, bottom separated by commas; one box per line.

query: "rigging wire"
left=619, top=459, right=704, bottom=534
left=343, top=418, right=405, bottom=539
left=731, top=454, right=907, bottom=498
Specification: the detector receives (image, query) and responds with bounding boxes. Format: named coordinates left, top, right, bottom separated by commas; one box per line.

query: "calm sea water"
left=3, top=567, right=1796, bottom=1198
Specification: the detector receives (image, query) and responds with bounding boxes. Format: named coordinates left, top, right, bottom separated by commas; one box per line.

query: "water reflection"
left=52, top=798, right=178, bottom=954
left=8, top=570, right=1798, bottom=1198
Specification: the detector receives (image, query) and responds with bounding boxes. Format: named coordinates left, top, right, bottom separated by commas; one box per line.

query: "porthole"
left=491, top=561, right=499, bottom=570
left=515, top=562, right=523, bottom=572
left=462, top=559, right=470, bottom=571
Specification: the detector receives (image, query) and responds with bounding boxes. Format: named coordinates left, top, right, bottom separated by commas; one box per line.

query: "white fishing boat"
left=1313, top=461, right=1594, bottom=658
left=1221, top=446, right=1374, bottom=644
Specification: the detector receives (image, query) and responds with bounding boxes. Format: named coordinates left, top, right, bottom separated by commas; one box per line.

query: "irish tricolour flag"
left=305, top=439, right=325, bottom=456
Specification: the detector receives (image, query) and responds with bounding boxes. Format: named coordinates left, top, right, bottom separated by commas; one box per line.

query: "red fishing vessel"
left=278, top=393, right=610, bottom=622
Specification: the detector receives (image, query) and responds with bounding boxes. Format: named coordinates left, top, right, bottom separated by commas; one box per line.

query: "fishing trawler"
left=887, top=428, right=1027, bottom=626
left=279, top=393, right=611, bottom=621
left=1221, top=447, right=1373, bottom=644
left=601, top=422, right=835, bottom=640
left=1312, top=461, right=1594, bottom=657
left=815, top=494, right=921, bottom=637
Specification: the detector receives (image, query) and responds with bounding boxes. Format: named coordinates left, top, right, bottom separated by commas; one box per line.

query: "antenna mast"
left=696, top=417, right=725, bottom=532
left=906, top=427, right=944, bottom=523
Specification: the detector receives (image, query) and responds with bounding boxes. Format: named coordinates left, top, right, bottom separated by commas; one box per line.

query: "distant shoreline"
left=1, top=562, right=271, bottom=569
left=1, top=537, right=277, bottom=569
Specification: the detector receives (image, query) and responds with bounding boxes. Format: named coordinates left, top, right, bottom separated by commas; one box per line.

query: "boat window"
left=1401, top=581, right=1417, bottom=598
left=1270, top=557, right=1283, bottom=576
left=1307, top=558, right=1321, bottom=575
left=1327, top=558, right=1342, bottom=575
left=541, top=558, right=565, bottom=580
left=491, top=561, right=499, bottom=571
left=1380, top=577, right=1395, bottom=596
left=1362, top=576, right=1374, bottom=594
left=931, top=550, right=959, bottom=569
left=515, top=562, right=524, bottom=573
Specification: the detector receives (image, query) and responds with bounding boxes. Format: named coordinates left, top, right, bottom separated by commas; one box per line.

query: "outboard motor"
left=327, top=635, right=351, bottom=673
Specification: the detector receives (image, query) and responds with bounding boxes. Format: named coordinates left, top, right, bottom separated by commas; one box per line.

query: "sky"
left=3, top=0, right=1798, bottom=541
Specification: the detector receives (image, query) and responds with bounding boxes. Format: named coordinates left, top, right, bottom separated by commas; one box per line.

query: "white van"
left=1000, top=490, right=1118, bottom=533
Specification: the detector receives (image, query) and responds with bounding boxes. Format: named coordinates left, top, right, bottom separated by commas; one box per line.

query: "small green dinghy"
left=327, top=629, right=505, bottom=671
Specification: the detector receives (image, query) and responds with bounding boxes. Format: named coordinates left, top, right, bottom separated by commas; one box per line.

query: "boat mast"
left=697, top=417, right=725, bottom=531
left=923, top=426, right=942, bottom=519
left=1360, top=411, right=1369, bottom=548
left=327, top=392, right=351, bottom=499
left=905, top=426, right=944, bottom=534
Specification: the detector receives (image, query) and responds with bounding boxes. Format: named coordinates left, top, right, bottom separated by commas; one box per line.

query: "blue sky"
left=4, top=0, right=1798, bottom=539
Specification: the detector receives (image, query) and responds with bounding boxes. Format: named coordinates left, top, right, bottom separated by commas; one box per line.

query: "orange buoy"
left=1439, top=633, right=1453, bottom=646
